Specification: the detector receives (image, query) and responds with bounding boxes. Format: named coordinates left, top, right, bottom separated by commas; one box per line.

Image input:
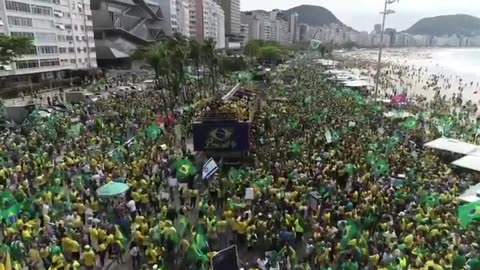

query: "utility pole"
left=374, top=0, right=398, bottom=98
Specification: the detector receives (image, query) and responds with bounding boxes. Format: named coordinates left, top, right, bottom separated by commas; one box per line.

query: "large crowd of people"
left=0, top=56, right=479, bottom=270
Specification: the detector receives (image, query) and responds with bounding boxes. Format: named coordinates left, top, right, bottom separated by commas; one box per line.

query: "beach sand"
left=339, top=48, right=480, bottom=106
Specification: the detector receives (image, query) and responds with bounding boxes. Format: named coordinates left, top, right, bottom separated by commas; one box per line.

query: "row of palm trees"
left=134, top=34, right=225, bottom=113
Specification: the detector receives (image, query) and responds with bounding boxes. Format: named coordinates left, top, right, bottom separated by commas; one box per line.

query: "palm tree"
left=201, top=38, right=218, bottom=95
left=133, top=43, right=169, bottom=114
left=164, top=34, right=188, bottom=109
left=188, top=39, right=203, bottom=98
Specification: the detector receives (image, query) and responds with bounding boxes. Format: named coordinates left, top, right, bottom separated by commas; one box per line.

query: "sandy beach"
left=339, top=48, right=480, bottom=108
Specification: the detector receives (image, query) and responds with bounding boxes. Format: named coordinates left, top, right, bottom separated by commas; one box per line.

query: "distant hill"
left=284, top=5, right=347, bottom=28
left=404, top=14, right=480, bottom=36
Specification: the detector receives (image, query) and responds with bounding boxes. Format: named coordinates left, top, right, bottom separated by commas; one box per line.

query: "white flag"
left=202, top=158, right=218, bottom=180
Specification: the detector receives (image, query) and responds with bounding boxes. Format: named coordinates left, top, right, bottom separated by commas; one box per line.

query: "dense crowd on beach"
left=0, top=55, right=479, bottom=270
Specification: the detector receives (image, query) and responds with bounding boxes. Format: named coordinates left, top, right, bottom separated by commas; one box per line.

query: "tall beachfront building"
left=189, top=0, right=225, bottom=48
left=216, top=0, right=240, bottom=36
left=159, top=0, right=190, bottom=37
left=0, top=0, right=97, bottom=78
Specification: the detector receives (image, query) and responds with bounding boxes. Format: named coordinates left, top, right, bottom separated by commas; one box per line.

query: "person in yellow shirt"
left=40, top=245, right=51, bottom=269
left=27, top=244, right=41, bottom=269
left=97, top=242, right=107, bottom=267
left=89, top=225, right=98, bottom=249
left=82, top=245, right=96, bottom=270
left=70, top=239, right=81, bottom=261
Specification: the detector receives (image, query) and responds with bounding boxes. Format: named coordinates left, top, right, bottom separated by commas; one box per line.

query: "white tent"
left=424, top=138, right=480, bottom=155
left=383, top=111, right=413, bottom=119
left=452, top=155, right=480, bottom=172
left=458, top=183, right=480, bottom=203
left=342, top=80, right=373, bottom=88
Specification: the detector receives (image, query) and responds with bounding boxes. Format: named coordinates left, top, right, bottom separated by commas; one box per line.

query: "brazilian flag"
left=402, top=117, right=418, bottom=129
left=175, top=159, right=197, bottom=180
left=341, top=220, right=359, bottom=248
left=458, top=201, right=480, bottom=227
left=372, top=157, right=389, bottom=177
left=421, top=192, right=440, bottom=208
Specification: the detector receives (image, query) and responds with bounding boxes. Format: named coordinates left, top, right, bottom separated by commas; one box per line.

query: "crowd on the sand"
left=0, top=56, right=480, bottom=270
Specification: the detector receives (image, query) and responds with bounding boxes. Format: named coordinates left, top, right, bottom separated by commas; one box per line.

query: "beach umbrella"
left=96, top=182, right=129, bottom=197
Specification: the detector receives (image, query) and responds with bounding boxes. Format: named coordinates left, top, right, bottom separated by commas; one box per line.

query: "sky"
left=241, top=0, right=480, bottom=31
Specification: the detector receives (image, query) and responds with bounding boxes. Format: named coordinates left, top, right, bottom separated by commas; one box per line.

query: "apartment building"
left=0, top=0, right=96, bottom=79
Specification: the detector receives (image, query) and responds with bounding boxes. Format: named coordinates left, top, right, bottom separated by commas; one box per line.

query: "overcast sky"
left=241, top=0, right=480, bottom=31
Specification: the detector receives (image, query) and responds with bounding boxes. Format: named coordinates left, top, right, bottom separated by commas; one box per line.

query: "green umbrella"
left=96, top=182, right=129, bottom=197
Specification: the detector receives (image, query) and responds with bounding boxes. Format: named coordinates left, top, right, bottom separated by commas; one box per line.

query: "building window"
left=88, top=36, right=94, bottom=42
left=65, top=24, right=72, bottom=30
left=77, top=48, right=81, bottom=53
left=53, top=9, right=63, bottom=17
left=87, top=15, right=92, bottom=21
left=39, top=58, right=60, bottom=67
left=35, top=32, right=56, bottom=42
left=57, top=35, right=66, bottom=42
left=86, top=26, right=93, bottom=31
left=10, top=32, right=34, bottom=38
left=5, top=1, right=31, bottom=13
left=83, top=47, right=86, bottom=53
left=16, top=60, right=39, bottom=69
left=32, top=5, right=52, bottom=16
left=75, top=36, right=80, bottom=41
left=68, top=47, right=74, bottom=53
left=66, top=35, right=73, bottom=41
left=80, top=25, right=84, bottom=31
left=70, top=59, right=75, bottom=64
left=33, top=19, right=54, bottom=29
left=59, top=47, right=67, bottom=53
left=74, top=25, right=78, bottom=30
left=52, top=0, right=60, bottom=4
left=37, top=46, right=58, bottom=54
left=90, top=47, right=95, bottom=52
left=36, top=0, right=52, bottom=3
left=7, top=16, right=33, bottom=27
left=81, top=36, right=86, bottom=41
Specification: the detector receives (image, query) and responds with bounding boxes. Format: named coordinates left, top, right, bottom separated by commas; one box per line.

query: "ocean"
left=432, top=48, right=480, bottom=77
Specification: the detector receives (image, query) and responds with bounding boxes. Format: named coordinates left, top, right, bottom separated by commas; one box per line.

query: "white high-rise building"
left=0, top=0, right=97, bottom=78
left=159, top=0, right=191, bottom=37
left=202, top=0, right=224, bottom=48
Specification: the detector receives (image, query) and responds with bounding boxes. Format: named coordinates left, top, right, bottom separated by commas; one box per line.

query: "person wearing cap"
left=81, top=245, right=96, bottom=270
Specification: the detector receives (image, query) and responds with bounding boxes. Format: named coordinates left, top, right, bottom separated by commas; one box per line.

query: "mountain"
left=404, top=14, right=480, bottom=36
left=284, top=5, right=347, bottom=28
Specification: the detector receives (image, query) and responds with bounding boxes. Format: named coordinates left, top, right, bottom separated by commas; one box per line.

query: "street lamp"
left=374, top=0, right=399, bottom=98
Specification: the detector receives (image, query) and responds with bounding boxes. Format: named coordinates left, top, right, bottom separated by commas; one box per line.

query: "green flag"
left=402, top=117, right=418, bottom=129
left=145, top=123, right=162, bottom=139
left=458, top=201, right=480, bottom=227
left=421, top=192, right=440, bottom=208
left=289, top=141, right=303, bottom=155
left=341, top=220, right=359, bottom=247
left=67, top=123, right=83, bottom=138
left=373, top=158, right=389, bottom=177
left=175, top=159, right=197, bottom=179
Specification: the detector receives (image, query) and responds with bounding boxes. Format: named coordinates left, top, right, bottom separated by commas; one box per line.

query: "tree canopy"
left=0, top=36, right=34, bottom=64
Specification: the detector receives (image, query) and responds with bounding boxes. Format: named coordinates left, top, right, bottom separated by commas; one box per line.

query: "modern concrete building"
left=373, top=23, right=381, bottom=34
left=0, top=0, right=97, bottom=79
left=91, top=0, right=163, bottom=68
left=216, top=0, right=240, bottom=36
left=288, top=12, right=299, bottom=43
left=239, top=23, right=248, bottom=47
